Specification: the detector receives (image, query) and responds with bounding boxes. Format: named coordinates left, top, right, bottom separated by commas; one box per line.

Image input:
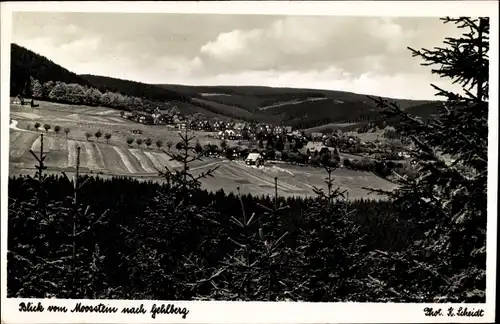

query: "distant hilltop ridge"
left=10, top=43, right=440, bottom=131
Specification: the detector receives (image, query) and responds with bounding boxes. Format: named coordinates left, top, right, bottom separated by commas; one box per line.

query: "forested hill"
left=79, top=74, right=191, bottom=103
left=10, top=44, right=191, bottom=103
left=10, top=43, right=439, bottom=129
left=10, top=43, right=94, bottom=97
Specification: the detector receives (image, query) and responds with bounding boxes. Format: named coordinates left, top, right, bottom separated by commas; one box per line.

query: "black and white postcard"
left=1, top=1, right=497, bottom=323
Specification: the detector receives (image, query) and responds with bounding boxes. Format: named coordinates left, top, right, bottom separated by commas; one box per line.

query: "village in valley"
left=117, top=102, right=410, bottom=168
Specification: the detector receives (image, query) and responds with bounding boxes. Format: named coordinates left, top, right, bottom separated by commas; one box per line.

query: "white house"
left=302, top=141, right=336, bottom=156
left=245, top=153, right=264, bottom=166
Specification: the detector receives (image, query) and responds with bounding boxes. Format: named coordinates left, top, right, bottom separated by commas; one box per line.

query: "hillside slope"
left=311, top=101, right=443, bottom=133
left=79, top=74, right=191, bottom=103
left=11, top=43, right=439, bottom=128
left=157, top=83, right=437, bottom=128
left=10, top=43, right=94, bottom=96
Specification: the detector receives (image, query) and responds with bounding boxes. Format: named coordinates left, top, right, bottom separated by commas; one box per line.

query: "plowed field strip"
left=67, top=140, right=80, bottom=168
left=9, top=131, right=39, bottom=161
left=92, top=143, right=106, bottom=169
left=82, top=142, right=101, bottom=170
left=143, top=151, right=166, bottom=173
left=129, top=149, right=156, bottom=173
left=100, top=146, right=128, bottom=173
left=113, top=146, right=139, bottom=173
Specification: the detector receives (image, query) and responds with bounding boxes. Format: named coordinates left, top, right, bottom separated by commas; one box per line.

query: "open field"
left=9, top=100, right=397, bottom=199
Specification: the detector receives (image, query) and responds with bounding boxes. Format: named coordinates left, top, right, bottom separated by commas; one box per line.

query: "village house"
left=151, top=108, right=171, bottom=125
left=234, top=122, right=246, bottom=131
left=273, top=126, right=284, bottom=135
left=225, top=121, right=235, bottom=130
left=245, top=152, right=264, bottom=166
left=188, top=119, right=199, bottom=130
left=218, top=129, right=236, bottom=140
left=202, top=121, right=212, bottom=131
left=212, top=121, right=223, bottom=131
left=193, top=120, right=210, bottom=131
left=138, top=113, right=154, bottom=125
left=172, top=114, right=186, bottom=124
left=301, top=141, right=336, bottom=156
left=255, top=124, right=273, bottom=135
left=122, top=111, right=134, bottom=119
left=310, top=132, right=324, bottom=141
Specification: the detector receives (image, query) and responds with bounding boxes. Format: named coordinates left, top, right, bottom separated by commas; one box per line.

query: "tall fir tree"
left=366, top=17, right=489, bottom=302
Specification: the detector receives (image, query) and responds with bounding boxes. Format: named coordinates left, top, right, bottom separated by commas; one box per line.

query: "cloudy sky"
left=11, top=12, right=463, bottom=100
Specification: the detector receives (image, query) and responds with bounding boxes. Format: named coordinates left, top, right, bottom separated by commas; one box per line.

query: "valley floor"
left=8, top=101, right=397, bottom=199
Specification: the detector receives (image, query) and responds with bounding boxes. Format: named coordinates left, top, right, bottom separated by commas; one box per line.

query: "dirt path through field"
left=10, top=120, right=20, bottom=130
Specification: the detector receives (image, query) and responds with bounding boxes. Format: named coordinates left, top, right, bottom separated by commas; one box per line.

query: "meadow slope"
left=9, top=101, right=397, bottom=199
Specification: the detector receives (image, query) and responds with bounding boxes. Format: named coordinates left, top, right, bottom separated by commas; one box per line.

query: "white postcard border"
left=1, top=1, right=498, bottom=323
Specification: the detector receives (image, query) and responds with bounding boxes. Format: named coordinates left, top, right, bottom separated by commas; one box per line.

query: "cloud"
left=201, top=29, right=262, bottom=58
left=11, top=12, right=464, bottom=99
left=197, top=16, right=458, bottom=77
